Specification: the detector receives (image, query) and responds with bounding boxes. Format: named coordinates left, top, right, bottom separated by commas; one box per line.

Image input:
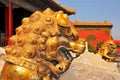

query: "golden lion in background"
left=97, top=40, right=118, bottom=61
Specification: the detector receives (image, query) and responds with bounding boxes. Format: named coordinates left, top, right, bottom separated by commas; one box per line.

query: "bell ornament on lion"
left=0, top=8, right=86, bottom=80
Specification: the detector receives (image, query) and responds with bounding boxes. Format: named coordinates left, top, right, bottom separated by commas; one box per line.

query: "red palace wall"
left=78, top=29, right=111, bottom=47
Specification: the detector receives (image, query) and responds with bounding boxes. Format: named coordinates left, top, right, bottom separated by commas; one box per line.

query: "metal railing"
left=0, top=33, right=7, bottom=47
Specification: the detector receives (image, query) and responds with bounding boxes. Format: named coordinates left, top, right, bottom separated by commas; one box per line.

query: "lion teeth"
left=70, top=51, right=76, bottom=58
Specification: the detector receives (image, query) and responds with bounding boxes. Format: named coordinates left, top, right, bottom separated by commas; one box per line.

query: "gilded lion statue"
left=97, top=40, right=118, bottom=61
left=0, top=8, right=86, bottom=80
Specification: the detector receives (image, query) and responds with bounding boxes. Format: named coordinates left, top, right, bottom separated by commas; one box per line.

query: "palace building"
left=73, top=20, right=113, bottom=47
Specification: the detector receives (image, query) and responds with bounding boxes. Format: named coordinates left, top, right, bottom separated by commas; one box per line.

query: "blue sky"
left=56, top=0, right=120, bottom=40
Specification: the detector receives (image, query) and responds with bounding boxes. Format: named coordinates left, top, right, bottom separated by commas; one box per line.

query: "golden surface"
left=97, top=40, right=118, bottom=61
left=0, top=8, right=85, bottom=80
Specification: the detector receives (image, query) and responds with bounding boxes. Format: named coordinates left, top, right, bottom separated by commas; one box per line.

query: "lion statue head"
left=0, top=8, right=85, bottom=80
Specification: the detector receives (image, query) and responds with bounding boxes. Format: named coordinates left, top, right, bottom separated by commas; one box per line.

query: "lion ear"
left=56, top=13, right=70, bottom=27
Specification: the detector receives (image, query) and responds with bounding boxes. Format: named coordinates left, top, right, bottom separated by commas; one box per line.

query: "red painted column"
left=5, top=0, right=13, bottom=45
left=8, top=0, right=13, bottom=37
